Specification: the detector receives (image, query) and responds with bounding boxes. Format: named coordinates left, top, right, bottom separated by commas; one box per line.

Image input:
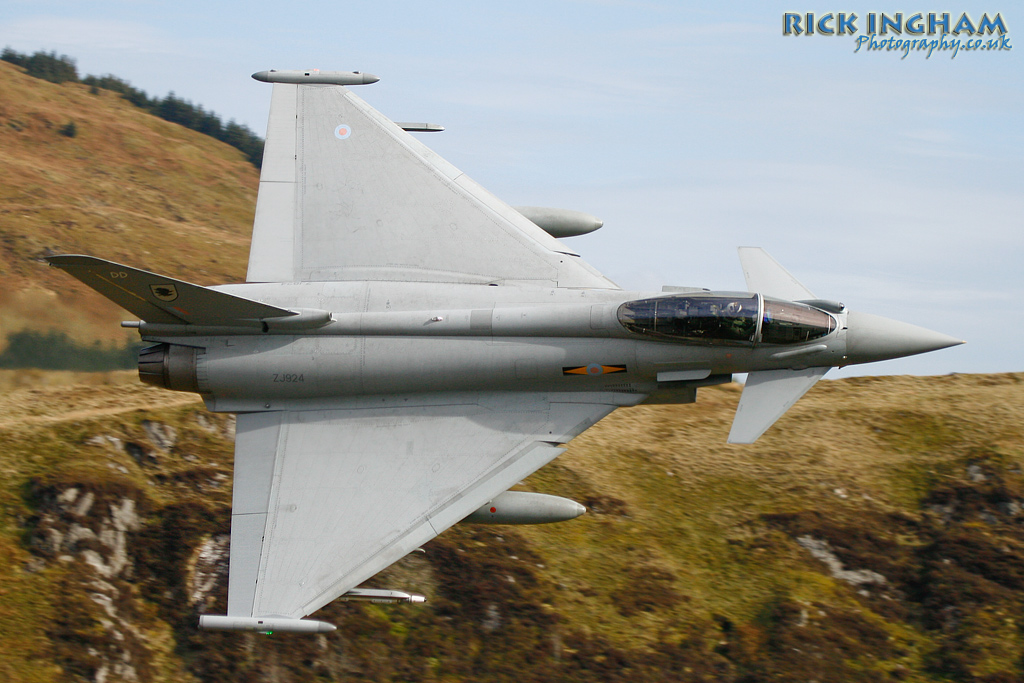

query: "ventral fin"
left=728, top=367, right=828, bottom=444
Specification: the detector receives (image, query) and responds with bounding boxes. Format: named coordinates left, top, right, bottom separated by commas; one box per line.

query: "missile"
left=252, top=69, right=379, bottom=86
left=461, top=491, right=586, bottom=525
left=198, top=615, right=336, bottom=634
left=339, top=588, right=426, bottom=604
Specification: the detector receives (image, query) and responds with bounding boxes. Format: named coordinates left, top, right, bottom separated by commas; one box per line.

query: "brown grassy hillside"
left=2, top=58, right=1023, bottom=682
left=0, top=60, right=258, bottom=346
left=0, top=372, right=1021, bottom=682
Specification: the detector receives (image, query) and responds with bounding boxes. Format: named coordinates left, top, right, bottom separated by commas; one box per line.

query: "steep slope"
left=0, top=371, right=1021, bottom=682
left=0, top=61, right=258, bottom=348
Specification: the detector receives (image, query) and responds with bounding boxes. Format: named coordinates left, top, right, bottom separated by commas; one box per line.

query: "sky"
left=2, top=1, right=1020, bottom=377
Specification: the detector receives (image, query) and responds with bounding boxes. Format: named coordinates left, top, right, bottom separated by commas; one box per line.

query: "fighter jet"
left=47, top=69, right=962, bottom=634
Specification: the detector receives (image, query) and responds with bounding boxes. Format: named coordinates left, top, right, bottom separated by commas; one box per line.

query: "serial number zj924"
left=273, top=373, right=305, bottom=383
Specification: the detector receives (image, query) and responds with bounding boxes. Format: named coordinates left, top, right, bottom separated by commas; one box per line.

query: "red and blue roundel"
left=562, top=364, right=627, bottom=376
left=334, top=124, right=352, bottom=140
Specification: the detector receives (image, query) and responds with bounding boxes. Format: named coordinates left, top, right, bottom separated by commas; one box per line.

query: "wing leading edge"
left=247, top=81, right=617, bottom=289
left=228, top=394, right=625, bottom=619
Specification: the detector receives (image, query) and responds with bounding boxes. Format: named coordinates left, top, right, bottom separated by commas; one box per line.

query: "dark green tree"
left=24, top=50, right=78, bottom=83
left=5, top=46, right=264, bottom=167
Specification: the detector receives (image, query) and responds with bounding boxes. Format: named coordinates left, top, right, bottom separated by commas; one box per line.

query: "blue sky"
left=2, top=1, right=1020, bottom=376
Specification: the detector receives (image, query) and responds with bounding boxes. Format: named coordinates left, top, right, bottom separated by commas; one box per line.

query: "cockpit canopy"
left=617, top=294, right=836, bottom=346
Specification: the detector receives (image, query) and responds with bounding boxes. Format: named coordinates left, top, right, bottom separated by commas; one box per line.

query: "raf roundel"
left=334, top=124, right=352, bottom=140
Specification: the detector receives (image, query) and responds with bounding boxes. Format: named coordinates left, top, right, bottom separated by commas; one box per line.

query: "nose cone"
left=845, top=311, right=964, bottom=365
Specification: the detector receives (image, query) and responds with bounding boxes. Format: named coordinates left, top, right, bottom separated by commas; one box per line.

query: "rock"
left=194, top=412, right=217, bottom=433
left=189, top=534, right=229, bottom=607
left=57, top=487, right=80, bottom=504
left=66, top=523, right=97, bottom=547
left=1001, top=500, right=1022, bottom=517
left=123, top=442, right=154, bottom=466
left=72, top=491, right=95, bottom=517
left=796, top=536, right=887, bottom=586
left=142, top=420, right=177, bottom=451
left=44, top=526, right=64, bottom=553
left=481, top=602, right=502, bottom=632
left=223, top=415, right=236, bottom=440
left=110, top=498, right=138, bottom=532
left=85, top=435, right=123, bottom=450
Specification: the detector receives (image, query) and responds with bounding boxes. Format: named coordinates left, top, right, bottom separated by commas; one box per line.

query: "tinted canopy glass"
left=761, top=299, right=836, bottom=344
left=618, top=295, right=759, bottom=344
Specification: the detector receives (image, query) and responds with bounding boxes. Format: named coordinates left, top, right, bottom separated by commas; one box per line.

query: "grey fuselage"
left=139, top=281, right=850, bottom=412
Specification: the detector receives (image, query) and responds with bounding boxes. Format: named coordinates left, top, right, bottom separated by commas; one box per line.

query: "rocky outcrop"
left=30, top=482, right=150, bottom=682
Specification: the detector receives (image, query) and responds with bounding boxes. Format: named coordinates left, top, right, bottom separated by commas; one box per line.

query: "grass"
left=3, top=55, right=1024, bottom=681
left=0, top=60, right=258, bottom=349
left=0, top=371, right=1022, bottom=680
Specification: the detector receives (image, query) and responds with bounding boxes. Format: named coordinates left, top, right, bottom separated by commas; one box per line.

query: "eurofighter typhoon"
left=48, top=69, right=962, bottom=634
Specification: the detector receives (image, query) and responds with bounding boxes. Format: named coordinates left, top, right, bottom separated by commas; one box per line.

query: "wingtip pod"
left=252, top=69, right=379, bottom=85
left=198, top=615, right=337, bottom=634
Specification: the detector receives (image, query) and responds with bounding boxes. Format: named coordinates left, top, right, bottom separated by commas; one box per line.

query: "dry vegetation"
left=0, top=60, right=258, bottom=348
left=0, top=372, right=1021, bottom=682
left=1, top=56, right=1023, bottom=682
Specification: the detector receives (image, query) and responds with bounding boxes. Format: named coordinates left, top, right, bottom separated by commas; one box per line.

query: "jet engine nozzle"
left=138, top=343, right=204, bottom=393
left=844, top=311, right=963, bottom=365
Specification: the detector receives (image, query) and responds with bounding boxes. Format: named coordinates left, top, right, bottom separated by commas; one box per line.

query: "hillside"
left=2, top=57, right=1023, bottom=682
left=0, top=371, right=1021, bottom=682
left=0, top=60, right=259, bottom=349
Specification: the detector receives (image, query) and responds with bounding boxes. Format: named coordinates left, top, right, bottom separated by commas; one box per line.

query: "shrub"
left=0, top=330, right=139, bottom=370
left=4, top=46, right=264, bottom=167
left=25, top=50, right=78, bottom=84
